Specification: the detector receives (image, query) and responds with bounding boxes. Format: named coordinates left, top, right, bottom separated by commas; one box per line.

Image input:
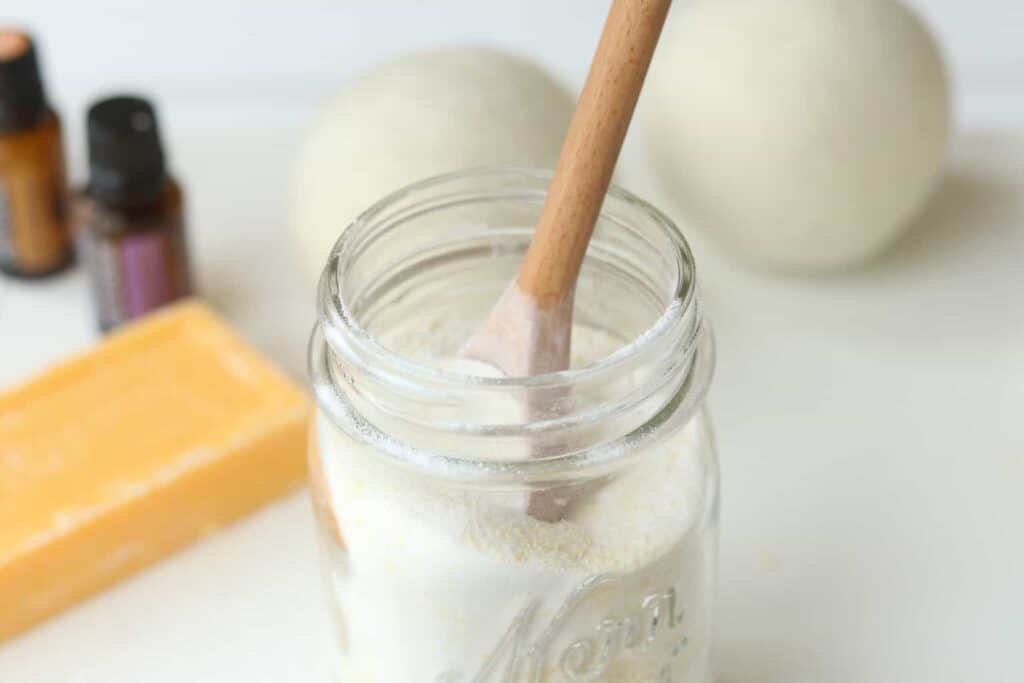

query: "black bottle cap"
left=87, top=95, right=167, bottom=208
left=0, top=30, right=47, bottom=132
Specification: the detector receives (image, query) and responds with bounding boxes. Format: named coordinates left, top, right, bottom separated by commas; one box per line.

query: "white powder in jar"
left=315, top=322, right=715, bottom=682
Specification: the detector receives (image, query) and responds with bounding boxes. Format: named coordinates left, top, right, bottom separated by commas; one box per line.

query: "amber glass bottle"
left=0, top=30, right=71, bottom=278
left=75, top=95, right=192, bottom=331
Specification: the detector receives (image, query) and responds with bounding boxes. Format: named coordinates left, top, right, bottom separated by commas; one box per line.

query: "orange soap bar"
left=0, top=300, right=310, bottom=640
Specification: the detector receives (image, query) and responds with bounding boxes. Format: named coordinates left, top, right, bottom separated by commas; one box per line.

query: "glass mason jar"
left=308, top=168, right=718, bottom=682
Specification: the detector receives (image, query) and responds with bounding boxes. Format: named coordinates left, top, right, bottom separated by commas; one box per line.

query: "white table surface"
left=0, top=2, right=1022, bottom=681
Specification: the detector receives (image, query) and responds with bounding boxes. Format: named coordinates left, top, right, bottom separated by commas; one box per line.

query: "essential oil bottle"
left=0, top=30, right=71, bottom=278
left=75, top=95, right=192, bottom=331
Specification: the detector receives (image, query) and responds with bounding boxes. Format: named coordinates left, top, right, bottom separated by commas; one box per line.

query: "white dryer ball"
left=290, top=47, right=574, bottom=284
left=644, top=0, right=951, bottom=270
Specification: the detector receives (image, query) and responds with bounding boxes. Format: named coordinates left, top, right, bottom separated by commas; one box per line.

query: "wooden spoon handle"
left=517, top=0, right=672, bottom=308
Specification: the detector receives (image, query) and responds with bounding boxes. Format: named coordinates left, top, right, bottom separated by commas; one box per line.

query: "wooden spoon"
left=462, top=0, right=673, bottom=520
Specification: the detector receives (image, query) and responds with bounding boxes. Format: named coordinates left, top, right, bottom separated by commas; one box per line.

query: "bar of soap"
left=0, top=300, right=310, bottom=640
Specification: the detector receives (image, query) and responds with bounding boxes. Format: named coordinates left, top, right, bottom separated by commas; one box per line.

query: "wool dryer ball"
left=290, top=47, right=575, bottom=284
left=644, top=0, right=951, bottom=270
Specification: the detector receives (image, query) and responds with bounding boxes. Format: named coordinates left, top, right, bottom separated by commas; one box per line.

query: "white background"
left=0, top=1, right=1022, bottom=681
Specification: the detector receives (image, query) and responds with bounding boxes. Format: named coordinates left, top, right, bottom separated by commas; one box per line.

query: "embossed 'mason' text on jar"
left=308, top=168, right=719, bottom=682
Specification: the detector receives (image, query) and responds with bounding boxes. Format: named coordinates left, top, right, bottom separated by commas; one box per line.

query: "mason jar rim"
left=317, top=166, right=697, bottom=390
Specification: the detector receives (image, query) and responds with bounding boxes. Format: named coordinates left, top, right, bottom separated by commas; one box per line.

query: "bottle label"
left=0, top=180, right=12, bottom=264
left=0, top=148, right=69, bottom=275
left=81, top=214, right=192, bottom=330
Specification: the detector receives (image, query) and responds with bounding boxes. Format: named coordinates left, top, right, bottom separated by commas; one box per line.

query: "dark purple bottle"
left=75, top=95, right=192, bottom=331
